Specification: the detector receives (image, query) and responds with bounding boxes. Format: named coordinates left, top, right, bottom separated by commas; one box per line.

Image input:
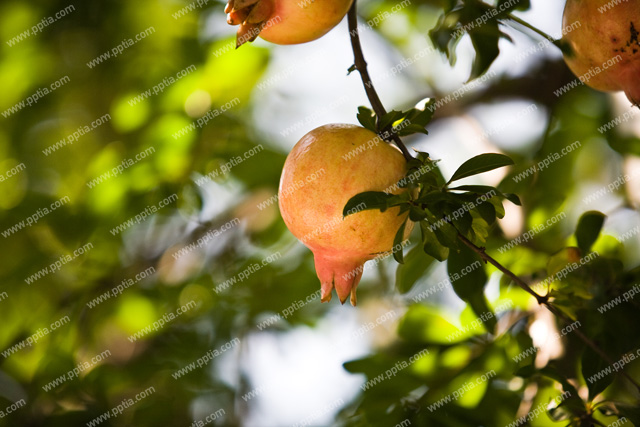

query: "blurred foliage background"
left=1, top=0, right=640, bottom=426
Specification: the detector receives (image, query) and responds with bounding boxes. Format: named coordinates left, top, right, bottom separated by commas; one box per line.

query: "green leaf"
left=393, top=220, right=408, bottom=264
left=396, top=245, right=434, bottom=293
left=431, top=161, right=448, bottom=187
left=581, top=346, right=614, bottom=400
left=515, top=364, right=536, bottom=378
left=378, top=110, right=404, bottom=131
left=471, top=293, right=497, bottom=332
left=415, top=151, right=431, bottom=163
left=503, top=193, right=521, bottom=206
left=449, top=153, right=515, bottom=183
left=449, top=185, right=499, bottom=195
left=343, top=191, right=394, bottom=217
left=416, top=171, right=439, bottom=187
left=397, top=123, right=429, bottom=136
left=468, top=23, right=504, bottom=80
left=397, top=203, right=411, bottom=216
left=397, top=304, right=462, bottom=344
left=449, top=185, right=521, bottom=206
left=420, top=221, right=449, bottom=261
left=547, top=404, right=572, bottom=422
left=447, top=244, right=494, bottom=332
left=596, top=403, right=618, bottom=417
left=406, top=158, right=424, bottom=170
left=434, top=225, right=459, bottom=250
left=439, top=0, right=457, bottom=14
left=342, top=356, right=385, bottom=376
left=608, top=135, right=640, bottom=154
left=404, top=104, right=435, bottom=128
left=575, top=210, right=606, bottom=253
left=356, top=106, right=376, bottom=132
left=470, top=215, right=490, bottom=244
left=428, top=11, right=463, bottom=65
left=488, top=196, right=505, bottom=218
left=401, top=164, right=439, bottom=188
left=617, top=404, right=640, bottom=425
left=390, top=191, right=412, bottom=206
left=538, top=366, right=587, bottom=414
left=475, top=201, right=496, bottom=225
left=429, top=4, right=513, bottom=81
left=516, top=364, right=586, bottom=419
left=452, top=208, right=473, bottom=235
left=547, top=247, right=581, bottom=278
left=416, top=190, right=450, bottom=205
left=423, top=209, right=459, bottom=250
left=497, top=0, right=530, bottom=13
left=446, top=246, right=486, bottom=300
left=409, top=206, right=428, bottom=222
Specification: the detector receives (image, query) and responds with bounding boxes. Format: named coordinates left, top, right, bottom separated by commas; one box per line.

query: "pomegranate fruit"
left=278, top=124, right=411, bottom=306
left=225, top=0, right=353, bottom=47
left=562, top=0, right=640, bottom=105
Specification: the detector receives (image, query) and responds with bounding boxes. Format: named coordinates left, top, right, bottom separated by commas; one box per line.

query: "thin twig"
left=473, top=1, right=558, bottom=46
left=346, top=1, right=412, bottom=161
left=457, top=233, right=548, bottom=305
left=502, top=15, right=558, bottom=45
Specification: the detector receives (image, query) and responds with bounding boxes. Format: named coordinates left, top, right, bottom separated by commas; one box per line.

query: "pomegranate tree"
left=225, top=0, right=354, bottom=47
left=278, top=124, right=411, bottom=305
left=562, top=0, right=640, bottom=105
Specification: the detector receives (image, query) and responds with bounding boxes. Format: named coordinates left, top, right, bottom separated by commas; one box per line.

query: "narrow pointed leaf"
left=356, top=106, right=376, bottom=132
left=575, top=210, right=606, bottom=253
left=449, top=153, right=514, bottom=183
left=447, top=244, right=494, bottom=332
left=396, top=245, right=434, bottom=293
left=420, top=221, right=449, bottom=261
left=393, top=220, right=408, bottom=264
left=343, top=191, right=393, bottom=216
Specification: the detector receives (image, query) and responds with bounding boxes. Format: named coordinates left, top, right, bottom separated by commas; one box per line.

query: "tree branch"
left=457, top=233, right=548, bottom=305
left=346, top=1, right=412, bottom=161
left=460, top=233, right=640, bottom=391
left=346, top=0, right=640, bottom=393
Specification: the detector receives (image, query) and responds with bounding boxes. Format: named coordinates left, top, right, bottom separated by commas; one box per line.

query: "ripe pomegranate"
left=278, top=124, right=411, bottom=306
left=562, top=0, right=640, bottom=105
left=225, top=0, right=353, bottom=47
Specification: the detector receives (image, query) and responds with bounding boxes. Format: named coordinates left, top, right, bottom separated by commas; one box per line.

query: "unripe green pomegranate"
left=225, top=0, right=353, bottom=47
left=562, top=0, right=640, bottom=105
left=278, top=124, right=411, bottom=306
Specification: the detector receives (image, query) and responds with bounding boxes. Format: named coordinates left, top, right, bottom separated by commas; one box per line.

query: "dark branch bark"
left=457, top=233, right=548, bottom=305
left=346, top=1, right=411, bottom=161
left=460, top=233, right=640, bottom=392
